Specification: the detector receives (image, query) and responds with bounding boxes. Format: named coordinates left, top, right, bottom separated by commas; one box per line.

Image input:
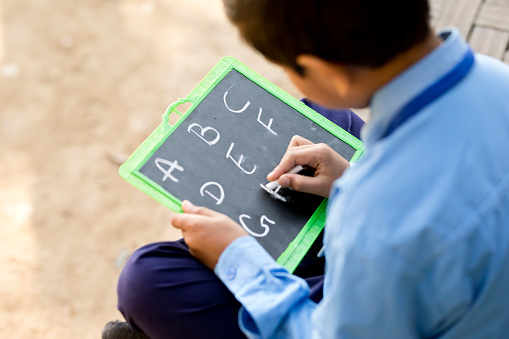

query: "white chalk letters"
left=157, top=80, right=280, bottom=238
left=224, top=83, right=251, bottom=113
left=226, top=143, right=257, bottom=175
left=257, top=108, right=277, bottom=135
left=188, top=123, right=220, bottom=146
left=238, top=214, right=275, bottom=237
left=200, top=182, right=225, bottom=206
left=155, top=158, right=184, bottom=183
left=224, top=83, right=278, bottom=135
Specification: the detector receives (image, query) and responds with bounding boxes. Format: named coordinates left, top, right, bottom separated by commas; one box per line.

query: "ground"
left=11, top=0, right=500, bottom=337
left=0, top=1, right=310, bottom=338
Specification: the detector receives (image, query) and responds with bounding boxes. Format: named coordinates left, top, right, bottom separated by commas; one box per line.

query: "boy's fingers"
left=287, top=135, right=314, bottom=149
left=268, top=147, right=311, bottom=181
left=181, top=200, right=217, bottom=217
left=280, top=173, right=327, bottom=196
left=267, top=146, right=320, bottom=181
left=173, top=201, right=229, bottom=232
left=171, top=213, right=187, bottom=231
left=171, top=212, right=208, bottom=231
left=171, top=212, right=191, bottom=230
left=267, top=161, right=297, bottom=181
left=268, top=136, right=314, bottom=180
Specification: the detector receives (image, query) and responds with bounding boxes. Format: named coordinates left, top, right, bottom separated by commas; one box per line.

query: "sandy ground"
left=0, top=0, right=311, bottom=338
left=4, top=0, right=506, bottom=337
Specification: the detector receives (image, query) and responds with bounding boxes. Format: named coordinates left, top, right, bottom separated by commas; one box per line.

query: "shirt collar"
left=361, top=27, right=471, bottom=145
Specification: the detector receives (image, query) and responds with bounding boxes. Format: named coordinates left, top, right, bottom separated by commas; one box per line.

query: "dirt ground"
left=0, top=0, right=308, bottom=338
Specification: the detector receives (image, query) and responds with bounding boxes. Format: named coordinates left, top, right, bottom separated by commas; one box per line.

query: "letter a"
left=154, top=158, right=184, bottom=183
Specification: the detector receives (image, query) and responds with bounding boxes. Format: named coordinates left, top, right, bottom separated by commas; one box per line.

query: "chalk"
left=265, top=165, right=304, bottom=190
left=317, top=246, right=325, bottom=257
left=260, top=165, right=305, bottom=202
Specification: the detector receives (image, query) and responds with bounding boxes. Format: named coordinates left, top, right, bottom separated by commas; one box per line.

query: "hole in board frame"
left=163, top=99, right=193, bottom=128
left=168, top=101, right=192, bottom=125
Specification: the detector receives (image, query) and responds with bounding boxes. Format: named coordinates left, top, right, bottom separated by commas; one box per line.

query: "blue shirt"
left=215, top=28, right=509, bottom=338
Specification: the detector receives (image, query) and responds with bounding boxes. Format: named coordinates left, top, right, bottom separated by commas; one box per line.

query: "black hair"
left=223, top=0, right=431, bottom=74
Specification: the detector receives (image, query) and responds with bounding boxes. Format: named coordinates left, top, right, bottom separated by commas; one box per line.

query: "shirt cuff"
left=215, top=235, right=279, bottom=294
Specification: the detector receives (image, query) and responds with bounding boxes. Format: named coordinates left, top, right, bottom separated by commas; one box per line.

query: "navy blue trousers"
left=117, top=104, right=365, bottom=339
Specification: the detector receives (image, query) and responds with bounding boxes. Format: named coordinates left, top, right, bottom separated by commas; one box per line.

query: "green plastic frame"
left=119, top=57, right=364, bottom=272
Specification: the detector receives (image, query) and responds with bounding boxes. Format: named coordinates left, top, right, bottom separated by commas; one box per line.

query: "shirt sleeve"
left=215, top=236, right=317, bottom=338
left=215, top=225, right=437, bottom=339
left=313, top=231, right=427, bottom=339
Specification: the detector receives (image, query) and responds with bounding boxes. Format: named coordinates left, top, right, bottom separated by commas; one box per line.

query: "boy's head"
left=223, top=0, right=431, bottom=74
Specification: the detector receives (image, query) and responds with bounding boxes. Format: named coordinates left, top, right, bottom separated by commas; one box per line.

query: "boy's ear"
left=296, top=54, right=351, bottom=97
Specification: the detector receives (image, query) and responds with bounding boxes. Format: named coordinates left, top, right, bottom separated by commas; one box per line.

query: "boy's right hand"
left=267, top=135, right=349, bottom=198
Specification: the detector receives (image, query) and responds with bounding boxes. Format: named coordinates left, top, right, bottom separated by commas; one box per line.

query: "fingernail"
left=182, top=200, right=192, bottom=211
left=279, top=176, right=290, bottom=187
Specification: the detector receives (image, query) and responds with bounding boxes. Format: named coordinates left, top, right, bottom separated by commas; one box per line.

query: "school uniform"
left=215, top=27, right=509, bottom=338
left=118, top=27, right=509, bottom=338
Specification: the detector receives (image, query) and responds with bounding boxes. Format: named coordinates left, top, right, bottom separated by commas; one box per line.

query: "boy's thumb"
left=181, top=200, right=216, bottom=217
left=280, top=174, right=317, bottom=196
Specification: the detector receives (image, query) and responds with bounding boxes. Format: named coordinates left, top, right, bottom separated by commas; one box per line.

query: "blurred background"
left=0, top=0, right=302, bottom=337
left=1, top=0, right=508, bottom=338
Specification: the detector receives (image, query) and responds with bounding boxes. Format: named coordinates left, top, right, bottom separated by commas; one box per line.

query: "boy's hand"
left=267, top=135, right=349, bottom=198
left=171, top=200, right=248, bottom=270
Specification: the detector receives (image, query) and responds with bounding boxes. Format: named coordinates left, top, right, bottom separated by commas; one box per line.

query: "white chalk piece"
left=265, top=165, right=304, bottom=190
left=114, top=249, right=130, bottom=268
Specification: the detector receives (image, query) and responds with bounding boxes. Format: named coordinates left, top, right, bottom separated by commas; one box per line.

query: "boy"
left=111, top=0, right=509, bottom=338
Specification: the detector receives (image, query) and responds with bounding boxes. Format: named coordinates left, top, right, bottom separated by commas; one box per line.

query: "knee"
left=117, top=241, right=189, bottom=315
left=116, top=240, right=243, bottom=339
left=117, top=241, right=195, bottom=336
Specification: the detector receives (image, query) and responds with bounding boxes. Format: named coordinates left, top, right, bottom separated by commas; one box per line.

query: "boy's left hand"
left=171, top=200, right=249, bottom=270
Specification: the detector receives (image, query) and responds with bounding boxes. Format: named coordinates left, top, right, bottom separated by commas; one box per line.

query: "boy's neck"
left=350, top=30, right=443, bottom=108
left=376, top=30, right=443, bottom=89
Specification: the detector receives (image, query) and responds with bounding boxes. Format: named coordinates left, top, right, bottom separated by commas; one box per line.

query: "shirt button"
left=226, top=267, right=237, bottom=280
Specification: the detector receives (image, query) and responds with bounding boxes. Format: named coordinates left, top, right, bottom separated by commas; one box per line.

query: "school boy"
left=109, top=0, right=509, bottom=338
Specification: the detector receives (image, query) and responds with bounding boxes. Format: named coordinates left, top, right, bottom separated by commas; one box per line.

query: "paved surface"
left=431, top=0, right=509, bottom=63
